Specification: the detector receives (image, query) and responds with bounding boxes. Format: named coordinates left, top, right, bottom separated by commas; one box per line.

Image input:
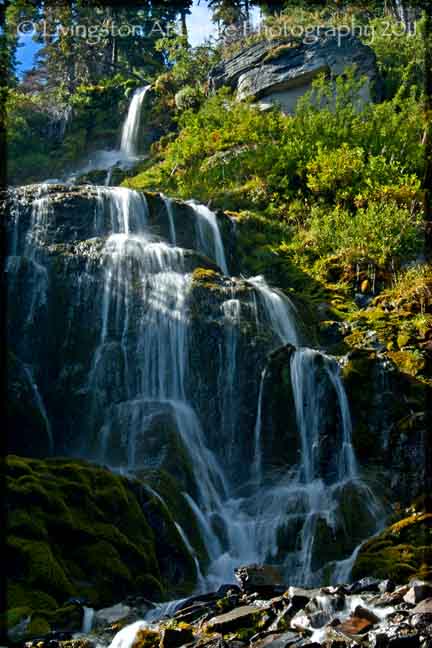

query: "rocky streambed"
left=22, top=569, right=432, bottom=648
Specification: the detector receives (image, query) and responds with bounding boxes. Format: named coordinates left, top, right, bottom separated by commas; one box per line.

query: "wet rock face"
left=7, top=352, right=53, bottom=457
left=4, top=185, right=234, bottom=266
left=209, top=33, right=379, bottom=113
left=4, top=184, right=249, bottom=462
left=187, top=273, right=272, bottom=484
left=342, top=349, right=430, bottom=504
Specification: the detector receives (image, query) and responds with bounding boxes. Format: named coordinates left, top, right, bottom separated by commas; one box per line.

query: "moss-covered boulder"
left=5, top=455, right=198, bottom=642
left=352, top=509, right=432, bottom=583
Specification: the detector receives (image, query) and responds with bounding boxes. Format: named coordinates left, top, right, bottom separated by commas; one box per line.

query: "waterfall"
left=120, top=86, right=150, bottom=158
left=81, top=606, right=95, bottom=634
left=174, top=523, right=206, bottom=591
left=23, top=365, right=54, bottom=454
left=248, top=275, right=300, bottom=346
left=186, top=200, right=229, bottom=274
left=65, top=86, right=150, bottom=183
left=8, top=183, right=382, bottom=596
left=162, top=195, right=177, bottom=246
left=219, top=297, right=241, bottom=462
left=252, top=367, right=267, bottom=484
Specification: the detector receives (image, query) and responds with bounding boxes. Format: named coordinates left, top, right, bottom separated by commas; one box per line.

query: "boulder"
left=252, top=631, right=300, bottom=648
left=6, top=455, right=197, bottom=643
left=93, top=603, right=132, bottom=629
left=209, top=33, right=379, bottom=114
left=160, top=626, right=194, bottom=648
left=336, top=614, right=376, bottom=635
left=206, top=605, right=264, bottom=633
left=412, top=597, right=432, bottom=614
left=403, top=582, right=432, bottom=605
left=234, top=565, right=283, bottom=592
left=349, top=577, right=382, bottom=594
left=352, top=605, right=380, bottom=624
left=287, top=588, right=319, bottom=610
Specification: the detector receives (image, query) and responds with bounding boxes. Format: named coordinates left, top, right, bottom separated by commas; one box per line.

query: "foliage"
left=6, top=74, right=135, bottom=184
left=155, top=34, right=220, bottom=86
left=126, top=71, right=424, bottom=271
left=363, top=15, right=424, bottom=98
left=305, top=201, right=422, bottom=265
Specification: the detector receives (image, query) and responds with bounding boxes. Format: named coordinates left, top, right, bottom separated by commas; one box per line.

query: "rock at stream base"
left=160, top=626, right=194, bottom=648
left=235, top=565, right=283, bottom=592
left=349, top=577, right=382, bottom=595
left=93, top=603, right=132, bottom=628
left=252, top=631, right=300, bottom=648
left=403, top=582, right=432, bottom=605
left=336, top=614, right=377, bottom=635
left=206, top=605, right=263, bottom=633
left=411, top=597, right=432, bottom=614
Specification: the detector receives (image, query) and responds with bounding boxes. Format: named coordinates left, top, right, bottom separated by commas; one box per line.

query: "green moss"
left=191, top=267, right=222, bottom=290
left=232, top=628, right=258, bottom=641
left=216, top=597, right=233, bottom=613
left=4, top=607, right=31, bottom=630
left=6, top=455, right=198, bottom=642
left=387, top=350, right=426, bottom=377
left=8, top=583, right=58, bottom=613
left=27, top=616, right=51, bottom=636
left=132, top=628, right=160, bottom=648
left=352, top=510, right=432, bottom=583
left=8, top=537, right=73, bottom=600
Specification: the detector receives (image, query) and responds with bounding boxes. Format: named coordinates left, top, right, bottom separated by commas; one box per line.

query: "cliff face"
left=209, top=33, right=379, bottom=113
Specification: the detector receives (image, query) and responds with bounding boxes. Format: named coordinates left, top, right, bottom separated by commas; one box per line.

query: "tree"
left=208, top=0, right=248, bottom=39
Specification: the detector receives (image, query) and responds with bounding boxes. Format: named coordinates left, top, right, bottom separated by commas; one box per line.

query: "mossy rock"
left=387, top=350, right=426, bottom=377
left=191, top=267, right=223, bottom=290
left=352, top=510, right=432, bottom=583
left=6, top=455, right=198, bottom=642
left=132, top=628, right=160, bottom=648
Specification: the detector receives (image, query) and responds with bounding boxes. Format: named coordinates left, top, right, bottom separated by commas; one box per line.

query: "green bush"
left=306, top=201, right=423, bottom=265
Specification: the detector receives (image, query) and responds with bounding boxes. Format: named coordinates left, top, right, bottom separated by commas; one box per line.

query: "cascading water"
left=66, top=85, right=150, bottom=184
left=7, top=181, right=383, bottom=604
left=120, top=86, right=151, bottom=158
left=186, top=200, right=229, bottom=275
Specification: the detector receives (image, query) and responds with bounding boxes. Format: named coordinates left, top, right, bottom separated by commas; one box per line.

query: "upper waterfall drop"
left=120, top=86, right=151, bottom=158
left=64, top=86, right=150, bottom=184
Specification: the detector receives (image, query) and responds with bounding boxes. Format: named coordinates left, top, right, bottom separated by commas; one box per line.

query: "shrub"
left=306, top=201, right=423, bottom=265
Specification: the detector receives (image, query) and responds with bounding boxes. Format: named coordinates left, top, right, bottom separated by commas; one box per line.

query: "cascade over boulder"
left=4, top=179, right=384, bottom=606
left=209, top=33, right=379, bottom=113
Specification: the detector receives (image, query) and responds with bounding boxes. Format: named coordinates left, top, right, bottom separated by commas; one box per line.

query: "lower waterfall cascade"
left=6, top=182, right=384, bottom=595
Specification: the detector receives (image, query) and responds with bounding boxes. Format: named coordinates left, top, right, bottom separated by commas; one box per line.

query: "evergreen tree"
left=208, top=0, right=248, bottom=39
